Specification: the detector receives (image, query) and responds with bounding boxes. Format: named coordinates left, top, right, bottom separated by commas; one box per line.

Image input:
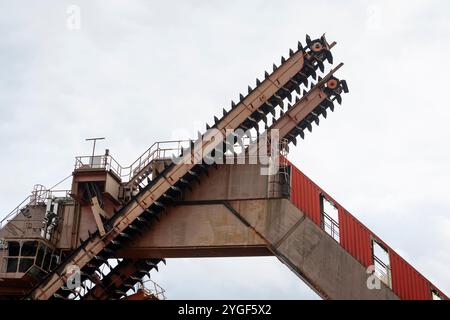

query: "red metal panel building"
left=287, top=160, right=448, bottom=300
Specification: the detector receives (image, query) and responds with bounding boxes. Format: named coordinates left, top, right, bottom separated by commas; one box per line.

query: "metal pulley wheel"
left=326, top=78, right=339, bottom=90
left=311, top=41, right=324, bottom=53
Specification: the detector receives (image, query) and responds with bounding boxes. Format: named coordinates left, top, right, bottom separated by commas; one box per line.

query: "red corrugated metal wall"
left=290, top=167, right=321, bottom=226
left=390, top=251, right=430, bottom=300
left=339, top=208, right=372, bottom=268
left=288, top=160, right=448, bottom=300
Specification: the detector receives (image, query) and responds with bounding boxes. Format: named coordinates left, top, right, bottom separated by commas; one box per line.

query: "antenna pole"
left=85, top=137, right=106, bottom=164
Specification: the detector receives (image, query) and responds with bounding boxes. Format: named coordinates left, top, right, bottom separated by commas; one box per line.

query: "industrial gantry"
left=0, top=35, right=447, bottom=300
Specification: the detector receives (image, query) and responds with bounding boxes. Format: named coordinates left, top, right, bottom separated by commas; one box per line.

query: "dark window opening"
left=279, top=165, right=291, bottom=197
left=1, top=240, right=58, bottom=274
left=6, top=258, right=18, bottom=273
left=49, top=254, right=60, bottom=271
left=21, top=241, right=37, bottom=257
left=42, top=249, right=52, bottom=271
left=36, top=244, right=45, bottom=268
left=8, top=241, right=20, bottom=256
left=372, top=240, right=391, bottom=288
left=321, top=195, right=340, bottom=243
left=19, top=258, right=34, bottom=273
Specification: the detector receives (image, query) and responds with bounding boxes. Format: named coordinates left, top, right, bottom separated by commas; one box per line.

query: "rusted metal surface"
left=27, top=36, right=329, bottom=300
left=74, top=140, right=190, bottom=188
left=83, top=259, right=139, bottom=300
left=289, top=161, right=448, bottom=300
left=0, top=34, right=340, bottom=300
left=4, top=32, right=445, bottom=301
left=124, top=279, right=166, bottom=300
left=125, top=289, right=157, bottom=300
left=71, top=38, right=342, bottom=300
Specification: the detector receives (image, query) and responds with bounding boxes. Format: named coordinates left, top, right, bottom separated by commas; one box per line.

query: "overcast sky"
left=0, top=0, right=449, bottom=299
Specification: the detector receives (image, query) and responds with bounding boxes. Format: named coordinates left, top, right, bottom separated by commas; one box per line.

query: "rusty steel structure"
left=0, top=34, right=447, bottom=300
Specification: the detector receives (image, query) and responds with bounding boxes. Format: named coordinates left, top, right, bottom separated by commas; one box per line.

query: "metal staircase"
left=74, top=140, right=190, bottom=192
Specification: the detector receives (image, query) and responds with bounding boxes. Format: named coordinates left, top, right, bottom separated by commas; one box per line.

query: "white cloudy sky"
left=0, top=0, right=449, bottom=299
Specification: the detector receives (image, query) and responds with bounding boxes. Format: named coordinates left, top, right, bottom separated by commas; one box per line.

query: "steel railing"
left=322, top=212, right=340, bottom=242
left=74, top=136, right=290, bottom=185
left=74, top=140, right=190, bottom=183
left=373, top=255, right=392, bottom=287
left=138, top=279, right=166, bottom=300
left=0, top=185, right=70, bottom=231
left=75, top=155, right=123, bottom=177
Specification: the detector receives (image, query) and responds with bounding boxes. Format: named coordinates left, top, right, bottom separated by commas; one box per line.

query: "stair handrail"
left=122, top=140, right=190, bottom=182
left=125, top=141, right=160, bottom=180
left=74, top=140, right=190, bottom=183
left=0, top=195, right=33, bottom=230
left=0, top=186, right=71, bottom=231
left=139, top=278, right=166, bottom=300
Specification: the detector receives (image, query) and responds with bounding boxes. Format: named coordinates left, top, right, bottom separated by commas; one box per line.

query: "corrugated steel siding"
left=288, top=161, right=448, bottom=300
left=290, top=166, right=321, bottom=226
left=390, top=252, right=430, bottom=300
left=339, top=208, right=372, bottom=268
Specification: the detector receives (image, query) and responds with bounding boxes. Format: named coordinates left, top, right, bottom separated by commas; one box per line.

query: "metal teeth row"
left=47, top=43, right=312, bottom=302
left=203, top=36, right=329, bottom=134
left=285, top=78, right=348, bottom=146
left=179, top=38, right=330, bottom=160
left=237, top=39, right=334, bottom=134
left=305, top=34, right=333, bottom=63
left=52, top=201, right=171, bottom=300
left=82, top=258, right=165, bottom=300
left=51, top=257, right=156, bottom=300
left=76, top=176, right=179, bottom=297
left=54, top=159, right=197, bottom=299
left=46, top=35, right=335, bottom=301
left=113, top=259, right=165, bottom=300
